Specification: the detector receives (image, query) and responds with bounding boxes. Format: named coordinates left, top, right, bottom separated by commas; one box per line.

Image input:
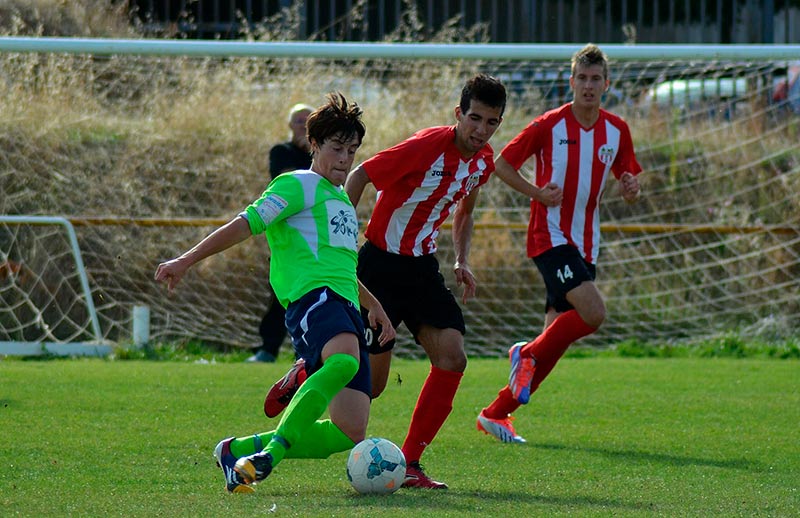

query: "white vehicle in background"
left=641, top=62, right=800, bottom=117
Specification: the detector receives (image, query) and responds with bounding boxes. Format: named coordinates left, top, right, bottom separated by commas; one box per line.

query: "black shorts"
left=284, top=287, right=371, bottom=397
left=357, top=241, right=466, bottom=354
left=533, top=244, right=597, bottom=313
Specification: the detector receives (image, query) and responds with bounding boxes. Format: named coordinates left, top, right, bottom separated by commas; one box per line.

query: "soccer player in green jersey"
left=154, top=93, right=394, bottom=493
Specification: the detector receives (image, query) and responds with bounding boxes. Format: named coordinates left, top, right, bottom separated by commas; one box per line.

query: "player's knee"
left=335, top=419, right=367, bottom=444
left=581, top=305, right=606, bottom=329
left=371, top=378, right=387, bottom=399
left=431, top=348, right=467, bottom=373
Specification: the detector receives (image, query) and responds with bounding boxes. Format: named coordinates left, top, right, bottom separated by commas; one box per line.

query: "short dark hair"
left=306, top=92, right=366, bottom=147
left=459, top=73, right=507, bottom=117
left=571, top=43, right=609, bottom=79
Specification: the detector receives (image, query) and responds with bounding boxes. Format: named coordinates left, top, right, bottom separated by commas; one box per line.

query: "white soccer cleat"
left=477, top=410, right=527, bottom=444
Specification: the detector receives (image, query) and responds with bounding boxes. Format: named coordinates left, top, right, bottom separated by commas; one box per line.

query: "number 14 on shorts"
left=556, top=264, right=573, bottom=284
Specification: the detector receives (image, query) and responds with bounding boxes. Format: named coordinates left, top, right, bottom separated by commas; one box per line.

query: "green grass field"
left=1, top=357, right=798, bottom=517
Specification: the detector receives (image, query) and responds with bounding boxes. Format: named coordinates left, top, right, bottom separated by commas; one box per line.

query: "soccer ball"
left=346, top=437, right=406, bottom=494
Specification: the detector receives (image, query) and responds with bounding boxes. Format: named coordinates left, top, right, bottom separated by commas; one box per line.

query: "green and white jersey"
left=244, top=170, right=360, bottom=308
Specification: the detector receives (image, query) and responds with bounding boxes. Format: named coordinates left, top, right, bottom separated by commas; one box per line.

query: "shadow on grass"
left=336, top=489, right=651, bottom=514
left=533, top=442, right=761, bottom=471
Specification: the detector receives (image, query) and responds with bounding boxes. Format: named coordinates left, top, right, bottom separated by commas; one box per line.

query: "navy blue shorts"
left=357, top=241, right=466, bottom=354
left=533, top=244, right=597, bottom=313
left=284, top=287, right=371, bottom=397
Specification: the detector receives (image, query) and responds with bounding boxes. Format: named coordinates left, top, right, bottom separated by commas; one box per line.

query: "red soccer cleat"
left=402, top=462, right=448, bottom=489
left=263, top=358, right=307, bottom=417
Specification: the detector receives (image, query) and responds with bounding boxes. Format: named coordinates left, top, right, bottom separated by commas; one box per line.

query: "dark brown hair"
left=306, top=92, right=366, bottom=147
left=459, top=73, right=507, bottom=117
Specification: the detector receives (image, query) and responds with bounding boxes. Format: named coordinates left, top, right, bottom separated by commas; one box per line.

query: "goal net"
left=1, top=43, right=798, bottom=356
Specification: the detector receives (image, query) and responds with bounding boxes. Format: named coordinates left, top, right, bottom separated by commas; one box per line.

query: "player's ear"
left=454, top=105, right=463, bottom=121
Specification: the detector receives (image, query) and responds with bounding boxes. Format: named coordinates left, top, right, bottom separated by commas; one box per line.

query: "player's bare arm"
left=155, top=217, right=251, bottom=292
left=452, top=188, right=479, bottom=303
left=357, top=279, right=396, bottom=345
left=494, top=155, right=563, bottom=207
left=619, top=171, right=641, bottom=203
left=344, top=165, right=370, bottom=207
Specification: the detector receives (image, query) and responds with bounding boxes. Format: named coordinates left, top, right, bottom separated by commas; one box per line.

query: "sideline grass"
left=1, top=357, right=797, bottom=517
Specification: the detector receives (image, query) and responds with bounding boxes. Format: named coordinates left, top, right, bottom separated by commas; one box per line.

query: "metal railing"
left=129, top=0, right=799, bottom=43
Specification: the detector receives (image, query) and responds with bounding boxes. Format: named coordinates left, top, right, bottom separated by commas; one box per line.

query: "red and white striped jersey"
left=360, top=125, right=495, bottom=256
left=502, top=103, right=642, bottom=264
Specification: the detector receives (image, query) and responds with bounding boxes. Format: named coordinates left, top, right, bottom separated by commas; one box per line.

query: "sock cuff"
left=563, top=309, right=598, bottom=334
left=430, top=365, right=464, bottom=383
left=324, top=353, right=359, bottom=378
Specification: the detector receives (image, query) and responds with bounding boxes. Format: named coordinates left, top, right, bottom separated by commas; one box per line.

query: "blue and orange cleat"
left=508, top=341, right=536, bottom=404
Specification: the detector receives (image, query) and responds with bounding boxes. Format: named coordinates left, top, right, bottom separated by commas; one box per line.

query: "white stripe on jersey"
left=547, top=118, right=568, bottom=249
left=591, top=121, right=622, bottom=261
left=571, top=127, right=594, bottom=258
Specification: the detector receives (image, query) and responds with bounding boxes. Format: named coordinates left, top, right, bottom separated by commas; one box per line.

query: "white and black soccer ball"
left=346, top=437, right=406, bottom=494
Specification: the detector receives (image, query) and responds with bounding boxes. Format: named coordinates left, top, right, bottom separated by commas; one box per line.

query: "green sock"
left=265, top=353, right=358, bottom=466
left=231, top=420, right=354, bottom=459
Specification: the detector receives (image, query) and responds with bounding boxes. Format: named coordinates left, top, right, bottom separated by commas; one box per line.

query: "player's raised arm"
left=154, top=216, right=251, bottom=292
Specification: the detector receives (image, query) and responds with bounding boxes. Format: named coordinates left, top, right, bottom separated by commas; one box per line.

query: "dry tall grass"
left=2, top=2, right=799, bottom=351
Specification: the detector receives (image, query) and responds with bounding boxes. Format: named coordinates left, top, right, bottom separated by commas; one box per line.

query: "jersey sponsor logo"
left=559, top=138, right=577, bottom=145
left=597, top=144, right=615, bottom=164
left=331, top=209, right=358, bottom=238
left=257, top=194, right=289, bottom=223
left=327, top=200, right=359, bottom=250
left=431, top=169, right=453, bottom=177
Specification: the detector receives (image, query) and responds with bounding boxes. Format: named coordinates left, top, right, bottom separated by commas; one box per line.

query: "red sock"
left=401, top=365, right=462, bottom=463
left=523, top=309, right=596, bottom=392
left=482, top=386, right=521, bottom=419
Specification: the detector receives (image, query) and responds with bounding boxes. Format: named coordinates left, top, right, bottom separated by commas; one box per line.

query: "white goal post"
left=0, top=36, right=799, bottom=60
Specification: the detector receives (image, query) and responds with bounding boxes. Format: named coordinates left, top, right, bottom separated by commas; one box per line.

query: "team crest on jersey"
left=327, top=200, right=358, bottom=250
left=464, top=171, right=482, bottom=192
left=597, top=145, right=615, bottom=164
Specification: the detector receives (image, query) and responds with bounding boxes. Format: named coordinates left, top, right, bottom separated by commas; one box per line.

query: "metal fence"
left=130, top=0, right=799, bottom=43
